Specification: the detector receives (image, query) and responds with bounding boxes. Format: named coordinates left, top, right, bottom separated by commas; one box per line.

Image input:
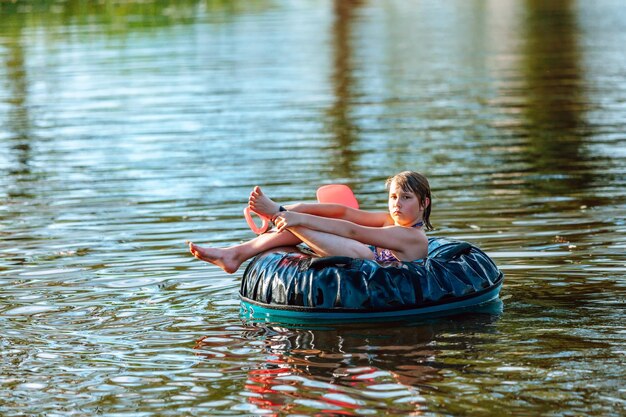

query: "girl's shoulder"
left=382, top=218, right=396, bottom=227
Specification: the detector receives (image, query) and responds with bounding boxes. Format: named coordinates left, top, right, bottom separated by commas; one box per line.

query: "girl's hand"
left=273, top=211, right=300, bottom=232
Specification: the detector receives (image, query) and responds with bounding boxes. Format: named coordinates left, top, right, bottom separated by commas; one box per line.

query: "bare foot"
left=188, top=242, right=242, bottom=274
left=248, top=186, right=282, bottom=218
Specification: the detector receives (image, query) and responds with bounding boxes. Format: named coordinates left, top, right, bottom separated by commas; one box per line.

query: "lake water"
left=1, top=1, right=625, bottom=415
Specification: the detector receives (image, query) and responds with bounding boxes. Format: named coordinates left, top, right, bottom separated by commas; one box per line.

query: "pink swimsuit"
left=370, top=221, right=424, bottom=263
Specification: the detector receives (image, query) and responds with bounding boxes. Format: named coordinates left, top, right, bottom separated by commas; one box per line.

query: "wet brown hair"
left=385, top=171, right=433, bottom=231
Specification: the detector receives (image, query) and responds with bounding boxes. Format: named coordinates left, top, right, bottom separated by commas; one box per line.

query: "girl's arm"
left=274, top=211, right=424, bottom=255
left=284, top=203, right=391, bottom=227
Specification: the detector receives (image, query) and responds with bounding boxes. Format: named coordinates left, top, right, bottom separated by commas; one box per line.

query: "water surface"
left=1, top=1, right=625, bottom=416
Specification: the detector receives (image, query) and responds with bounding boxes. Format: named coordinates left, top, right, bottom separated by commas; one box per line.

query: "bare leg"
left=287, top=226, right=375, bottom=259
left=191, top=186, right=368, bottom=271
left=188, top=230, right=301, bottom=273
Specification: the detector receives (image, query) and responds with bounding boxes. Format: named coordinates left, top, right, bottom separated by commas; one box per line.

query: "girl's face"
left=387, top=180, right=427, bottom=226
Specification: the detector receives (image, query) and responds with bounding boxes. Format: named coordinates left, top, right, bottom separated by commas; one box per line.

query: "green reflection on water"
left=324, top=0, right=363, bottom=182
left=521, top=0, right=589, bottom=194
left=0, top=0, right=270, bottom=28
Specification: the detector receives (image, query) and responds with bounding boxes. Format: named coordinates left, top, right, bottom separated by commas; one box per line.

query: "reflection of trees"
left=521, top=0, right=588, bottom=193
left=2, top=21, right=34, bottom=198
left=324, top=0, right=364, bottom=181
left=195, top=304, right=502, bottom=415
left=0, top=0, right=271, bottom=31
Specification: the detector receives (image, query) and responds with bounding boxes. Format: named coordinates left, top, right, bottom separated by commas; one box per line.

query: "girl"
left=188, top=171, right=432, bottom=273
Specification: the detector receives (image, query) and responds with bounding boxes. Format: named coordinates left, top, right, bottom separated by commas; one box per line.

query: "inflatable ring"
left=240, top=237, right=504, bottom=322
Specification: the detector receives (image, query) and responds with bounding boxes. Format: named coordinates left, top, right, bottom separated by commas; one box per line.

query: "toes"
left=188, top=243, right=200, bottom=258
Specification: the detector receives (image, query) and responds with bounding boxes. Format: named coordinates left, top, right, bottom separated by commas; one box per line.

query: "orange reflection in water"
left=193, top=303, right=501, bottom=416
